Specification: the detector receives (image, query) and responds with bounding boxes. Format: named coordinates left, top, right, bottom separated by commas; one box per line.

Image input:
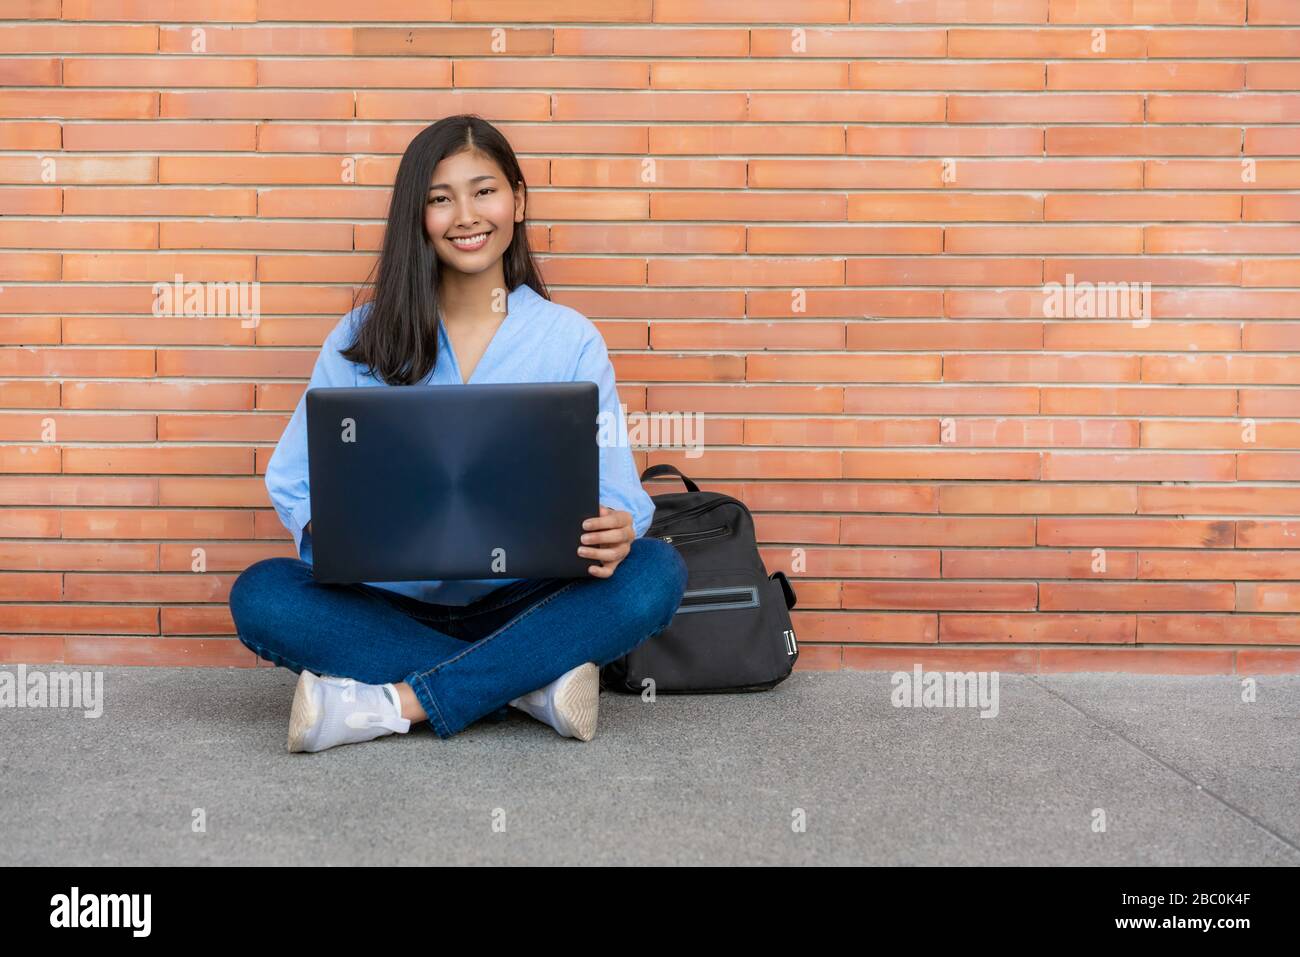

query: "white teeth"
left=450, top=233, right=488, bottom=247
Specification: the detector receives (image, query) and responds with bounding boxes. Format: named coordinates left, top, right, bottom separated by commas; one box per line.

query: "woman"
left=228, top=115, right=688, bottom=753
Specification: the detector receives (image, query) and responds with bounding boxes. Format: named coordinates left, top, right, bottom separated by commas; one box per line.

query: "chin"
left=440, top=257, right=493, bottom=277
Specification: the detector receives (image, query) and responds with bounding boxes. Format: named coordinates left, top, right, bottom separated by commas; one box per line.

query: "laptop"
left=305, top=381, right=600, bottom=584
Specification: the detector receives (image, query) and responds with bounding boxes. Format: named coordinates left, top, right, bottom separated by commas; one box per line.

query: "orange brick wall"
left=2, top=0, right=1298, bottom=676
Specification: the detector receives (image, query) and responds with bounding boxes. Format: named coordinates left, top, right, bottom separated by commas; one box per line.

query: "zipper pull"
left=663, top=535, right=673, bottom=543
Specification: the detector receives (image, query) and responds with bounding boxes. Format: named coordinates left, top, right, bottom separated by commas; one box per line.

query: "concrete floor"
left=1, top=667, right=1297, bottom=865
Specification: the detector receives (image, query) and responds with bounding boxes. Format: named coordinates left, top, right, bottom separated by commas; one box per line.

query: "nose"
left=454, top=199, right=480, bottom=228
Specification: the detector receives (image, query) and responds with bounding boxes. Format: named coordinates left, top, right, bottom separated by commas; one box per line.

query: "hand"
left=578, top=505, right=633, bottom=579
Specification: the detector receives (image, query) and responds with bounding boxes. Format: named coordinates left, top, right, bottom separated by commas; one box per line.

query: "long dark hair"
left=341, top=114, right=550, bottom=385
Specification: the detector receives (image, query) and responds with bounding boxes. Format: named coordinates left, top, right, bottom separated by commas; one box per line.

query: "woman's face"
left=425, top=150, right=524, bottom=277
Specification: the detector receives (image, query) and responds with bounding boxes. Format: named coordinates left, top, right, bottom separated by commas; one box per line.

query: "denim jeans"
left=228, top=536, right=688, bottom=739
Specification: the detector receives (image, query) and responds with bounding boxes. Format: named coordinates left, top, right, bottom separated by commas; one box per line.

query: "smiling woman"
left=229, top=114, right=690, bottom=754
left=338, top=116, right=546, bottom=387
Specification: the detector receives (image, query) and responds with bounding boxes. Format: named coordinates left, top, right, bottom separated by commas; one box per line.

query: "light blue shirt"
left=264, top=282, right=656, bottom=606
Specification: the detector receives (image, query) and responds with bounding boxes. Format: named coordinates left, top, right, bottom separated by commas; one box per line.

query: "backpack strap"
left=770, top=570, right=797, bottom=610
left=640, top=463, right=700, bottom=493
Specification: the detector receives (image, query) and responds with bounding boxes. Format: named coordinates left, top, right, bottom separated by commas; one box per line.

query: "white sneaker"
left=508, top=662, right=600, bottom=741
left=286, top=670, right=411, bottom=753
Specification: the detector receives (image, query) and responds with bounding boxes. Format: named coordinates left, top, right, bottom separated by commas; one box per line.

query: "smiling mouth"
left=448, top=232, right=491, bottom=250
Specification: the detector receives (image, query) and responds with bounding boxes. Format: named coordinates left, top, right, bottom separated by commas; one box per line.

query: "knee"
left=228, top=557, right=301, bottom=644
left=621, top=537, right=688, bottom=635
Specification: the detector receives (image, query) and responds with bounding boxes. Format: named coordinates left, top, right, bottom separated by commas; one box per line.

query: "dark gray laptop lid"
left=305, top=381, right=599, bottom=583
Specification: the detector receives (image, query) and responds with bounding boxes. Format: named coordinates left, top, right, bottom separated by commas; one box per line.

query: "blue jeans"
left=228, top=536, right=688, bottom=739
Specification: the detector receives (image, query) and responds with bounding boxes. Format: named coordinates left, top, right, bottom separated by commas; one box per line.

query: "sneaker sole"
left=553, top=662, right=599, bottom=742
left=287, top=670, right=321, bottom=753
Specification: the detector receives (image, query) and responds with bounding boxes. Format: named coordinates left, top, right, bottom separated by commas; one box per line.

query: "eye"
left=428, top=188, right=493, bottom=204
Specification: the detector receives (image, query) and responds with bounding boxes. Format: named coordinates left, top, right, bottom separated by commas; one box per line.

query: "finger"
left=577, top=543, right=628, bottom=562
left=580, top=526, right=632, bottom=546
left=582, top=511, right=624, bottom=531
left=587, top=557, right=623, bottom=578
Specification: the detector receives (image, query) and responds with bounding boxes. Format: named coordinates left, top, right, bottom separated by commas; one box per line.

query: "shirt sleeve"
left=574, top=328, right=657, bottom=539
left=264, top=309, right=361, bottom=563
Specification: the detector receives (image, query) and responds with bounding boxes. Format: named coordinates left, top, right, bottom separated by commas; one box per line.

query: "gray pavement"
left=1, top=666, right=1297, bottom=866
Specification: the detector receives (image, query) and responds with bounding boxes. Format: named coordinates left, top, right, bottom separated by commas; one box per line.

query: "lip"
left=447, top=231, right=491, bottom=251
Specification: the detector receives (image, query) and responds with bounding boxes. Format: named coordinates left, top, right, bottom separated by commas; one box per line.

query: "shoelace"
left=325, top=676, right=410, bottom=734
left=326, top=675, right=359, bottom=702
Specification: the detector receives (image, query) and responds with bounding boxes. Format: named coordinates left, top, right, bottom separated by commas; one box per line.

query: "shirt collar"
left=434, top=282, right=536, bottom=380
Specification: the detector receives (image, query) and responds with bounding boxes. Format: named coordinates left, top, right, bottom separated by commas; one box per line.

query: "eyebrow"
left=428, top=175, right=497, bottom=193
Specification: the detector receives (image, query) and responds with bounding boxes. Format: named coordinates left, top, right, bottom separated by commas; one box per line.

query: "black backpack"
left=600, top=464, right=799, bottom=694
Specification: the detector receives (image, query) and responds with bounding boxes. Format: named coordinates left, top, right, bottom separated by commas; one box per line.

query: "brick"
left=1037, top=648, right=1234, bottom=674
left=941, top=613, right=1135, bottom=643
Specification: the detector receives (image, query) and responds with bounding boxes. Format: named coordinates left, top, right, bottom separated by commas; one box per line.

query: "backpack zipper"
left=661, top=524, right=729, bottom=547
left=648, top=498, right=739, bottom=536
